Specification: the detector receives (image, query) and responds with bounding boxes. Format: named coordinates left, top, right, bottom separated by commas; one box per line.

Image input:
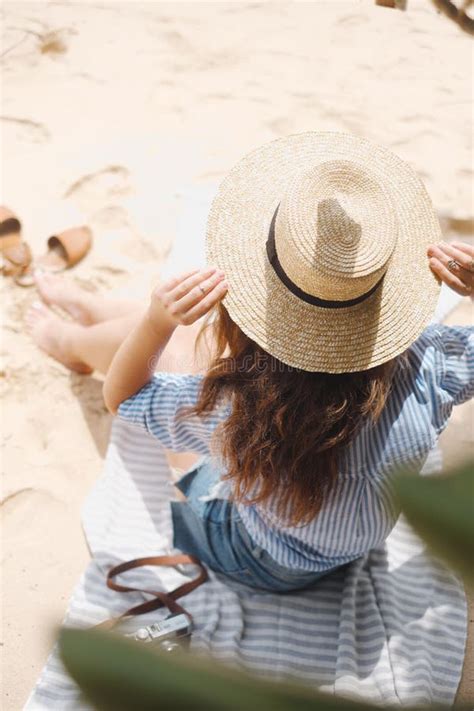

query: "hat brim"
left=206, top=132, right=441, bottom=373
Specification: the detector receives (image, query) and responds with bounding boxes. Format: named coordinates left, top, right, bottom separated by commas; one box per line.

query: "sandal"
left=0, top=207, right=34, bottom=284
left=3, top=242, right=33, bottom=282
left=16, top=226, right=93, bottom=286
left=0, top=206, right=22, bottom=248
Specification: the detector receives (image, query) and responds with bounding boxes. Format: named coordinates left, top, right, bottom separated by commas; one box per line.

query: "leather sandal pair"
left=0, top=206, right=92, bottom=286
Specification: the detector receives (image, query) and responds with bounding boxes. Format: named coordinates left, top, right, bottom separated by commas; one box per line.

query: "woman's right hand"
left=148, top=266, right=228, bottom=332
left=427, top=241, right=474, bottom=297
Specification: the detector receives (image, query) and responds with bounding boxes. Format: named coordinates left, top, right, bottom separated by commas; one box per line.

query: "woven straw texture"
left=206, top=132, right=441, bottom=373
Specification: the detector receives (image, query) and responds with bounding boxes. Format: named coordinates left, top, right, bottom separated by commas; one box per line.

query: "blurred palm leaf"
left=59, top=627, right=384, bottom=711
left=395, top=459, right=474, bottom=584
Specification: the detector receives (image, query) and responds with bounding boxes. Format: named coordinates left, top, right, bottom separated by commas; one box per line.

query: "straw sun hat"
left=206, top=132, right=441, bottom=373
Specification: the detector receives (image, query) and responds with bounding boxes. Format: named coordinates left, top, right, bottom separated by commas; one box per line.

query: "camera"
left=117, top=613, right=192, bottom=653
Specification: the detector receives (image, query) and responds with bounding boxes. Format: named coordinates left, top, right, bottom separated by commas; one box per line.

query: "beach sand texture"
left=1, top=1, right=473, bottom=708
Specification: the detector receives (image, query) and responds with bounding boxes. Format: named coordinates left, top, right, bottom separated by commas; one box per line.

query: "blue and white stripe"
left=117, top=323, right=474, bottom=572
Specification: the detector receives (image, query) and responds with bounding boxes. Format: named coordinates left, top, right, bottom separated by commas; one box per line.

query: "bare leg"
left=25, top=288, right=212, bottom=474
left=25, top=303, right=206, bottom=377
left=34, top=272, right=142, bottom=325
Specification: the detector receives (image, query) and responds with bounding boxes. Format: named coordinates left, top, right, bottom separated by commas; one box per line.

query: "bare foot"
left=25, top=302, right=92, bottom=374
left=34, top=272, right=99, bottom=325
left=35, top=271, right=143, bottom=325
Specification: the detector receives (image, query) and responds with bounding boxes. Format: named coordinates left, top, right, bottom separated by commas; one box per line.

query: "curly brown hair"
left=189, top=304, right=397, bottom=527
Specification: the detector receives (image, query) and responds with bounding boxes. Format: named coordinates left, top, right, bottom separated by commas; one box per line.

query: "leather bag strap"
left=95, top=553, right=208, bottom=631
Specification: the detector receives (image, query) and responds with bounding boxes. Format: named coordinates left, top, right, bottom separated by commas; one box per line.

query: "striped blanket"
left=25, top=416, right=466, bottom=709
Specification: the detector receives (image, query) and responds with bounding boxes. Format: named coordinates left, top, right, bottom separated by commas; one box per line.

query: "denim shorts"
left=170, top=459, right=332, bottom=592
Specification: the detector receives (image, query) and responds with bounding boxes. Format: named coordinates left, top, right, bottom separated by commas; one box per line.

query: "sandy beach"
left=1, top=1, right=473, bottom=708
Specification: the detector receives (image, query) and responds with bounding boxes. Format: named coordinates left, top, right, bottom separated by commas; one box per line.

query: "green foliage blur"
left=396, top=459, right=473, bottom=585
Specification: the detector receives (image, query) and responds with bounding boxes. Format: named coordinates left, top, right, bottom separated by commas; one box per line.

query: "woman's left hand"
left=149, top=266, right=228, bottom=331
left=427, top=241, right=474, bottom=297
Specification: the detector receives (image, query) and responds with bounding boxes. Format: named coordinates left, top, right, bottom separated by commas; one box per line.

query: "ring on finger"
left=447, top=259, right=460, bottom=273
left=198, top=284, right=206, bottom=295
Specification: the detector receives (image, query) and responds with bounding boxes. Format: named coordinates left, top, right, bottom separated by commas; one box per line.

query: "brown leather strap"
left=95, top=553, right=208, bottom=631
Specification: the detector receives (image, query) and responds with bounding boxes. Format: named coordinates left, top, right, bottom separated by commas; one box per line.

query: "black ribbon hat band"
left=265, top=205, right=384, bottom=309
